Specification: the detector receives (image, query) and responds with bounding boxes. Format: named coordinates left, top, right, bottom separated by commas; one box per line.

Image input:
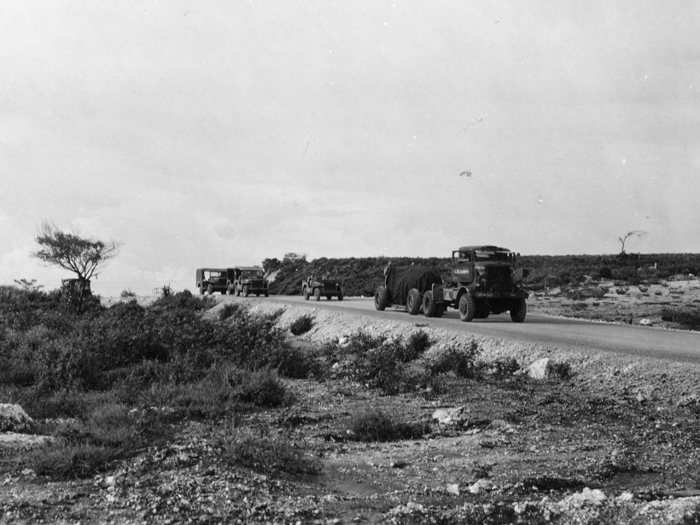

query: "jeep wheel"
left=458, top=292, right=475, bottom=322
left=374, top=286, right=389, bottom=311
left=314, top=288, right=321, bottom=301
left=422, top=290, right=439, bottom=317
left=406, top=288, right=422, bottom=315
left=510, top=299, right=527, bottom=323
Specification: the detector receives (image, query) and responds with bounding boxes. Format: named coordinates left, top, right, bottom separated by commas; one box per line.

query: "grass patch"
left=348, top=409, right=430, bottom=442
left=219, top=426, right=320, bottom=476
left=289, top=314, right=314, bottom=336
left=660, top=307, right=700, bottom=330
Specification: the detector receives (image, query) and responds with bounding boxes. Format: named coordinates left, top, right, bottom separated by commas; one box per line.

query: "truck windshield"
left=242, top=271, right=263, bottom=278
left=474, top=250, right=511, bottom=261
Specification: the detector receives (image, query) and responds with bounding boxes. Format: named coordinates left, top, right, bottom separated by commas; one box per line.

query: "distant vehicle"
left=302, top=276, right=344, bottom=301
left=195, top=268, right=231, bottom=295
left=232, top=266, right=268, bottom=297
left=375, top=245, right=529, bottom=322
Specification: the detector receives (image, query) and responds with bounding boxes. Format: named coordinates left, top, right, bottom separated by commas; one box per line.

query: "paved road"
left=237, top=295, right=700, bottom=364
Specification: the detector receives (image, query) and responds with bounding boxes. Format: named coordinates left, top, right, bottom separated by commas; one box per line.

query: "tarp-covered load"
left=385, top=265, right=442, bottom=305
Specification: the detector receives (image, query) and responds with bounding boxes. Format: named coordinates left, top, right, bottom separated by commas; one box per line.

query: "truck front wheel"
left=510, top=299, right=527, bottom=323
left=458, top=292, right=475, bottom=322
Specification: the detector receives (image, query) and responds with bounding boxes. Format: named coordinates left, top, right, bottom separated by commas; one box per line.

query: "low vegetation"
left=0, top=286, right=296, bottom=478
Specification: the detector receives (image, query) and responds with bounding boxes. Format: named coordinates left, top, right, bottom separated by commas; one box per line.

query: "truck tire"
left=243, top=286, right=249, bottom=297
left=314, top=288, right=321, bottom=301
left=406, top=288, right=422, bottom=315
left=458, top=292, right=475, bottom=322
left=304, top=287, right=310, bottom=300
left=207, top=284, right=214, bottom=295
left=422, top=290, right=439, bottom=317
left=374, top=286, right=389, bottom=311
left=337, top=292, right=343, bottom=301
left=510, top=299, right=527, bottom=322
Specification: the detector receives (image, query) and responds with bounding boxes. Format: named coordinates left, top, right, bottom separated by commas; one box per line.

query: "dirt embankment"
left=234, top=300, right=700, bottom=406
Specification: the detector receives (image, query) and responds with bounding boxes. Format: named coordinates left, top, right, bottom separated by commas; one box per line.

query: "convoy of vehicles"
left=302, top=276, right=344, bottom=301
left=196, top=244, right=528, bottom=322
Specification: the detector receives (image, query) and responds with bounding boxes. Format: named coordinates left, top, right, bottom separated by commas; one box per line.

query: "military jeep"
left=232, top=266, right=268, bottom=297
left=302, top=276, right=344, bottom=301
left=195, top=268, right=231, bottom=295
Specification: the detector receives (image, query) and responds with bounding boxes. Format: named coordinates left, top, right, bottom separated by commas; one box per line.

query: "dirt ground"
left=1, top=299, right=699, bottom=524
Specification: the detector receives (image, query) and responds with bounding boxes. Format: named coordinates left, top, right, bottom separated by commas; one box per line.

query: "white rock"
left=0, top=432, right=54, bottom=450
left=0, top=404, right=34, bottom=433
left=431, top=406, right=468, bottom=426
left=445, top=483, right=460, bottom=495
left=468, top=479, right=492, bottom=494
left=524, top=358, right=552, bottom=380
left=561, top=487, right=607, bottom=508
left=638, top=318, right=652, bottom=326
left=616, top=491, right=634, bottom=502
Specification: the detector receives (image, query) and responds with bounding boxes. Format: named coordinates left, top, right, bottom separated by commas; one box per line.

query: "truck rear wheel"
left=458, top=292, right=475, bottom=322
left=406, top=288, right=422, bottom=315
left=304, top=288, right=310, bottom=300
left=314, top=288, right=321, bottom=301
left=374, top=286, right=389, bottom=311
left=510, top=299, right=527, bottom=322
left=422, top=290, right=439, bottom=317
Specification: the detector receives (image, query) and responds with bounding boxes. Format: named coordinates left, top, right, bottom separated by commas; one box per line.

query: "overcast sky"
left=1, top=1, right=698, bottom=295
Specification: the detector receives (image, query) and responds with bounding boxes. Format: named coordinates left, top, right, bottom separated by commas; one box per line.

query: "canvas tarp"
left=385, top=265, right=442, bottom=306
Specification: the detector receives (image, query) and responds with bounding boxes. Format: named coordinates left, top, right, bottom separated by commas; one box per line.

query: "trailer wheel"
left=510, top=299, right=527, bottom=323
left=458, top=292, right=475, bottom=322
left=314, top=288, right=321, bottom=301
left=374, top=286, right=389, bottom=311
left=422, top=290, right=439, bottom=317
left=406, top=288, right=422, bottom=315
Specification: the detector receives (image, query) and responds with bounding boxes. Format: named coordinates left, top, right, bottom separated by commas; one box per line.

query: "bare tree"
left=34, top=222, right=119, bottom=283
left=618, top=230, right=646, bottom=255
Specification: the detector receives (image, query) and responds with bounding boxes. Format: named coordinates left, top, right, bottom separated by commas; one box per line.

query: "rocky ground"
left=1, top=299, right=699, bottom=524
left=529, top=278, right=700, bottom=329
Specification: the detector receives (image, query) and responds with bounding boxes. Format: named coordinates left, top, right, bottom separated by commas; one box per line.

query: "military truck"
left=232, top=266, right=268, bottom=297
left=302, top=276, right=344, bottom=301
left=195, top=268, right=231, bottom=295
left=439, top=245, right=529, bottom=322
left=374, top=246, right=529, bottom=322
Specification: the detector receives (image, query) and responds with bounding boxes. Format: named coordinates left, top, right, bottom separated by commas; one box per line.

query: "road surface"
left=231, top=295, right=700, bottom=364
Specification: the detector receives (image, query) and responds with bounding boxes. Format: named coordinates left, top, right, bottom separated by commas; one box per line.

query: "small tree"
left=34, top=222, right=118, bottom=303
left=618, top=230, right=646, bottom=256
